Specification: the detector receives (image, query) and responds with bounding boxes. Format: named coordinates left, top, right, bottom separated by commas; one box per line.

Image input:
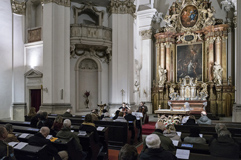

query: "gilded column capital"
left=40, top=0, right=70, bottom=7
left=160, top=43, right=165, bottom=48
left=11, top=0, right=26, bottom=15
left=216, top=36, right=222, bottom=43
left=140, top=29, right=152, bottom=40
left=155, top=43, right=160, bottom=49
left=108, top=0, right=136, bottom=17
left=209, top=37, right=216, bottom=44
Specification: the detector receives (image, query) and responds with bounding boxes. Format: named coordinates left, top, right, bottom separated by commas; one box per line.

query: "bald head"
left=201, top=111, right=207, bottom=116
left=155, top=121, right=165, bottom=131
left=40, top=127, right=50, bottom=138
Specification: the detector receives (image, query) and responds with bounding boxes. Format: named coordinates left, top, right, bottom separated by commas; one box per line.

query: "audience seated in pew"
left=101, top=112, right=113, bottom=121
left=139, top=134, right=177, bottom=160
left=91, top=109, right=100, bottom=121
left=4, top=123, right=19, bottom=143
left=183, top=127, right=206, bottom=144
left=118, top=144, right=138, bottom=160
left=197, top=111, right=212, bottom=125
left=30, top=110, right=42, bottom=127
left=124, top=110, right=137, bottom=144
left=37, top=112, right=53, bottom=129
left=163, top=124, right=181, bottom=142
left=0, top=126, right=16, bottom=160
left=142, top=121, right=175, bottom=152
left=114, top=112, right=127, bottom=122
left=62, top=109, right=73, bottom=117
left=56, top=119, right=86, bottom=160
left=28, top=107, right=37, bottom=118
left=79, top=114, right=99, bottom=143
left=51, top=115, right=64, bottom=132
left=209, top=123, right=240, bottom=159
left=183, top=115, right=198, bottom=126
left=28, top=127, right=68, bottom=160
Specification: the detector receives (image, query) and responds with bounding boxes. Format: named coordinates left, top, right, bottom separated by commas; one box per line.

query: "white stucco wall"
left=0, top=0, right=13, bottom=119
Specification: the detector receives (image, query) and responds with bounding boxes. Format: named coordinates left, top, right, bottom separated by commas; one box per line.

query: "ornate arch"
left=75, top=56, right=102, bottom=112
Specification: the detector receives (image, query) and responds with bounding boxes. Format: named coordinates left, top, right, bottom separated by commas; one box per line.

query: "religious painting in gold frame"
left=176, top=42, right=203, bottom=82
left=180, top=5, right=198, bottom=28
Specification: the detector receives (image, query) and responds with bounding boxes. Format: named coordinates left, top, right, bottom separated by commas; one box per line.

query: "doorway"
left=30, top=89, right=41, bottom=112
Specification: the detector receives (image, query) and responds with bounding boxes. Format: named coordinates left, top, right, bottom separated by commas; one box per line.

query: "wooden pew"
left=176, top=142, right=210, bottom=154
left=0, top=120, right=31, bottom=127
left=14, top=144, right=48, bottom=160
left=177, top=152, right=241, bottom=160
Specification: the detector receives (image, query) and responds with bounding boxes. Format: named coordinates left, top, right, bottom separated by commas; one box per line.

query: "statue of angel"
left=158, top=66, right=167, bottom=87
left=213, top=62, right=223, bottom=85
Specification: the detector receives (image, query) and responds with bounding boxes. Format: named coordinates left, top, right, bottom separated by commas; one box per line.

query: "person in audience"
left=112, top=110, right=120, bottom=120
left=37, top=112, right=53, bottom=129
left=136, top=102, right=148, bottom=124
left=118, top=144, right=138, bottom=160
left=181, top=112, right=190, bottom=124
left=163, top=124, right=181, bottom=142
left=30, top=110, right=42, bottom=127
left=142, top=121, right=175, bottom=152
left=101, top=112, right=113, bottom=121
left=56, top=119, right=86, bottom=159
left=0, top=126, right=16, bottom=160
left=51, top=115, right=63, bottom=132
left=114, top=112, right=127, bottom=122
left=183, top=115, right=198, bottom=125
left=62, top=109, right=73, bottom=117
left=91, top=109, right=99, bottom=121
left=139, top=134, right=177, bottom=160
left=28, top=107, right=37, bottom=117
left=124, top=110, right=137, bottom=144
left=197, top=111, right=212, bottom=125
left=79, top=114, right=99, bottom=143
left=210, top=124, right=240, bottom=159
left=28, top=127, right=68, bottom=160
left=183, top=127, right=206, bottom=144
left=3, top=123, right=19, bottom=143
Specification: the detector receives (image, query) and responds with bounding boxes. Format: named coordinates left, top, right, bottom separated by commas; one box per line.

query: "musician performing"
left=119, top=102, right=130, bottom=116
left=136, top=102, right=148, bottom=124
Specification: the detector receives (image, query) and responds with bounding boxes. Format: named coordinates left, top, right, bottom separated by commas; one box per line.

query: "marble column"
left=208, top=37, right=215, bottom=81
left=155, top=42, right=160, bottom=81
left=11, top=0, right=27, bottom=120
left=108, top=0, right=135, bottom=113
left=160, top=43, right=165, bottom=69
left=222, top=35, right=228, bottom=84
left=40, top=0, right=71, bottom=114
left=215, top=36, right=222, bottom=65
left=165, top=42, right=171, bottom=82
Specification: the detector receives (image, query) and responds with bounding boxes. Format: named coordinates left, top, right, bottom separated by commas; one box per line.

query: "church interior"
left=1, top=0, right=241, bottom=159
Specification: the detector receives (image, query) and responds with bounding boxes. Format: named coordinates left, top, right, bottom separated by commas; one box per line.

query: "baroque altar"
left=151, top=0, right=235, bottom=116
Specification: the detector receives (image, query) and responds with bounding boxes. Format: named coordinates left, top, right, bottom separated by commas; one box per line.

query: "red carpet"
left=108, top=144, right=143, bottom=160
left=142, top=122, right=156, bottom=135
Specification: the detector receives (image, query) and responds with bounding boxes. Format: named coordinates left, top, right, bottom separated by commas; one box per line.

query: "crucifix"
left=121, top=89, right=125, bottom=103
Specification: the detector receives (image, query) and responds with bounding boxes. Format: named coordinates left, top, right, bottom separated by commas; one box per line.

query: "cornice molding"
left=11, top=0, right=26, bottom=15
left=108, top=0, right=136, bottom=17
left=40, top=0, right=70, bottom=7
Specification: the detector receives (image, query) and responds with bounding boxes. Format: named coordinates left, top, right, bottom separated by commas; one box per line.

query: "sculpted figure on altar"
left=158, top=66, right=167, bottom=87
left=213, top=62, right=223, bottom=86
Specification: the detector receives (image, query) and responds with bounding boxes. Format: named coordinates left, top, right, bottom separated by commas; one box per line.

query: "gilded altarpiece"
left=151, top=0, right=235, bottom=116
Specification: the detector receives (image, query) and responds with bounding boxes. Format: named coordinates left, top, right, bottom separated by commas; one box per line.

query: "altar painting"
left=176, top=43, right=203, bottom=82
left=181, top=5, right=198, bottom=28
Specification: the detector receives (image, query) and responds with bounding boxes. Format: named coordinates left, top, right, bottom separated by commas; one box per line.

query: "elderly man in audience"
left=114, top=112, right=127, bottom=122
left=183, top=127, right=206, bottom=144
left=139, top=134, right=177, bottom=160
left=101, top=112, right=113, bottom=121
left=118, top=144, right=138, bottom=160
left=142, top=121, right=175, bottom=152
left=28, top=127, right=68, bottom=160
left=79, top=114, right=99, bottom=143
left=209, top=123, right=240, bottom=159
left=57, top=119, right=86, bottom=159
left=197, top=111, right=211, bottom=125
left=3, top=123, right=19, bottom=143
left=62, top=109, right=73, bottom=117
left=0, top=126, right=16, bottom=160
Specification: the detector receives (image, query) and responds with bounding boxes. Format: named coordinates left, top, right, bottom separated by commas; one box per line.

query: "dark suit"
left=124, top=114, right=136, bottom=143
left=0, top=140, right=16, bottom=160
left=28, top=132, right=61, bottom=160
left=139, top=147, right=177, bottom=160
left=79, top=124, right=99, bottom=143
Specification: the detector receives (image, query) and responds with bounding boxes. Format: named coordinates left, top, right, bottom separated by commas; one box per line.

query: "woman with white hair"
left=139, top=134, right=177, bottom=160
